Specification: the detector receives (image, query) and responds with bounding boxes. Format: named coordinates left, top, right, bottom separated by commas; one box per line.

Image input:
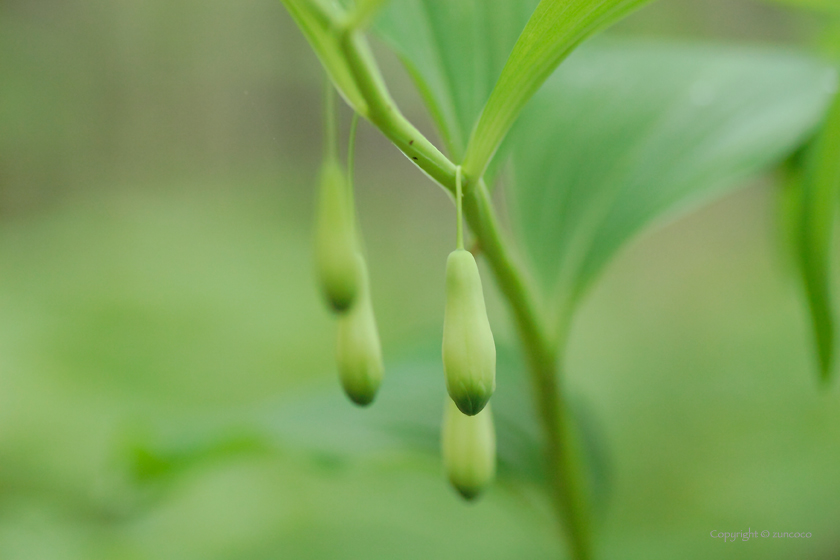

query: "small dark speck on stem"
left=409, top=140, right=414, bottom=145
left=412, top=157, right=418, bottom=160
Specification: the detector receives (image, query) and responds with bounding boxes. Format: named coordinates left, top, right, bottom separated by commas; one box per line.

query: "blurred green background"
left=1, top=0, right=839, bottom=558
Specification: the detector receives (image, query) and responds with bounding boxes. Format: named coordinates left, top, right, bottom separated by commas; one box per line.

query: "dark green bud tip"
left=336, top=254, right=383, bottom=406
left=315, top=160, right=359, bottom=313
left=442, top=249, right=496, bottom=416
left=442, top=398, right=496, bottom=500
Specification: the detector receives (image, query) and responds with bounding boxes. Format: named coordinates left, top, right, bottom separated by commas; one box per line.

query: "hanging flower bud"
left=336, top=254, right=383, bottom=406
left=315, top=159, right=359, bottom=313
left=442, top=249, right=496, bottom=416
left=441, top=398, right=496, bottom=500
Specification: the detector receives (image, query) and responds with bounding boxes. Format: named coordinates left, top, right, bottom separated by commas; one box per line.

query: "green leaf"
left=349, top=0, right=393, bottom=27
left=260, top=346, right=548, bottom=483
left=795, top=88, right=840, bottom=382
left=120, top=345, right=613, bottom=517
left=120, top=346, right=548, bottom=487
left=375, top=0, right=540, bottom=160
left=502, top=40, right=837, bottom=322
left=280, top=0, right=369, bottom=114
left=821, top=19, right=840, bottom=61
left=119, top=347, right=611, bottom=516
left=461, top=0, right=653, bottom=180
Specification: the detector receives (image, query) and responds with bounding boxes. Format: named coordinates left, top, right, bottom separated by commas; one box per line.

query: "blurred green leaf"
left=375, top=0, right=540, bottom=160
left=461, top=0, right=652, bottom=180
left=123, top=343, right=615, bottom=516
left=821, top=19, right=840, bottom=60
left=280, top=0, right=369, bottom=114
left=349, top=0, right=392, bottom=27
left=124, top=347, right=545, bottom=485
left=502, top=40, right=837, bottom=322
left=260, top=346, right=549, bottom=483
left=795, top=89, right=840, bottom=381
left=777, top=148, right=808, bottom=267
left=127, top=430, right=273, bottom=484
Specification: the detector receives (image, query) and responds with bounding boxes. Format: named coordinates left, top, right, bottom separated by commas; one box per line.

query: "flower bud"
left=336, top=254, right=383, bottom=406
left=442, top=398, right=496, bottom=500
left=315, top=159, right=359, bottom=313
left=442, top=249, right=496, bottom=416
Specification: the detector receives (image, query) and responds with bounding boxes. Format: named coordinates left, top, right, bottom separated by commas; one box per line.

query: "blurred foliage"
left=790, top=90, right=840, bottom=380
left=376, top=0, right=540, bottom=160
left=1, top=0, right=840, bottom=559
left=504, top=39, right=835, bottom=318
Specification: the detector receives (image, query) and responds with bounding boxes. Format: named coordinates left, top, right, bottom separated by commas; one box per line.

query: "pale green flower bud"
left=315, top=159, right=359, bottom=313
left=442, top=398, right=496, bottom=500
left=442, top=249, right=496, bottom=416
left=336, top=254, right=383, bottom=406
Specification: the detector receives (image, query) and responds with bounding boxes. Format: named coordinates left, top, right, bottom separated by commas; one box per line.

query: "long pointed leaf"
left=375, top=0, right=540, bottom=159
left=501, top=40, right=837, bottom=325
left=461, top=0, right=652, bottom=180
left=281, top=0, right=369, bottom=114
left=123, top=347, right=548, bottom=487
left=797, top=88, right=840, bottom=381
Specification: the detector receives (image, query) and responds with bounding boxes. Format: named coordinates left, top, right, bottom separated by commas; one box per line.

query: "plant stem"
left=324, top=79, right=338, bottom=162
left=532, top=351, right=594, bottom=560
left=347, top=112, right=359, bottom=186
left=455, top=166, right=464, bottom=250
left=347, top=111, right=359, bottom=232
left=339, top=29, right=457, bottom=192
left=325, top=13, right=594, bottom=560
left=463, top=186, right=593, bottom=560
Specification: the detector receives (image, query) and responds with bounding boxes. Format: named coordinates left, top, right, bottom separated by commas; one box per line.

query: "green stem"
left=347, top=112, right=359, bottom=185
left=324, top=80, right=338, bottom=162
left=533, top=347, right=594, bottom=560
left=463, top=186, right=592, bottom=559
left=312, top=10, right=593, bottom=560
left=338, top=28, right=458, bottom=193
left=347, top=111, right=359, bottom=232
left=456, top=166, right=464, bottom=250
